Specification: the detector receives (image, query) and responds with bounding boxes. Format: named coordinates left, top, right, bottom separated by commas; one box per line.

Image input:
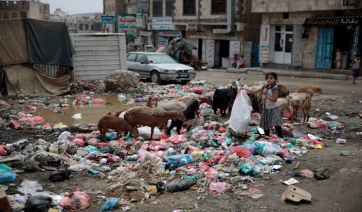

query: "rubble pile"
left=162, top=37, right=208, bottom=71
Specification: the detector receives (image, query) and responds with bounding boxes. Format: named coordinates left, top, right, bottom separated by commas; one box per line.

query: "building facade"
left=252, top=0, right=362, bottom=70
left=0, top=0, right=50, bottom=20
left=104, top=0, right=262, bottom=68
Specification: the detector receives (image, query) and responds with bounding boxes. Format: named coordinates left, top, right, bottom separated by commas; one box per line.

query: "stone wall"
left=301, top=26, right=318, bottom=69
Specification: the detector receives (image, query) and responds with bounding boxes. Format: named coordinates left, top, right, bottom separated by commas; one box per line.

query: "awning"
left=139, top=30, right=153, bottom=37
left=302, top=15, right=362, bottom=38
left=303, top=15, right=362, bottom=26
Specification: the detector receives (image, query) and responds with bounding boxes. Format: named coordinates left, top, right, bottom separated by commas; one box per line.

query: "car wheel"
left=151, top=71, right=161, bottom=84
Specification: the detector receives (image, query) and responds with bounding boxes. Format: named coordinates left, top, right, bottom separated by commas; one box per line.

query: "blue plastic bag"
left=99, top=197, right=120, bottom=212
left=165, top=154, right=195, bottom=170
left=0, top=163, right=17, bottom=183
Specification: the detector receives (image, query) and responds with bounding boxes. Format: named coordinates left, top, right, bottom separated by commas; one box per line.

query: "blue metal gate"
left=315, top=26, right=334, bottom=69
left=251, top=43, right=260, bottom=67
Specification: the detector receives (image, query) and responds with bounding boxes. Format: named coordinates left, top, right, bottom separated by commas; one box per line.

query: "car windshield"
left=146, top=54, right=177, bottom=64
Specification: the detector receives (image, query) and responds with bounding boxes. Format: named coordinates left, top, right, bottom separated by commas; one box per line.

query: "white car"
left=126, top=52, right=196, bottom=84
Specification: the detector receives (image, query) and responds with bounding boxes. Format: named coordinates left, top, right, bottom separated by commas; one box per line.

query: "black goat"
left=167, top=100, right=199, bottom=134
left=213, top=87, right=238, bottom=117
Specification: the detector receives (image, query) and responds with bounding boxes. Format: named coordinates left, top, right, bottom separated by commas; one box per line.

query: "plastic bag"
left=0, top=163, right=17, bottom=183
left=238, top=163, right=259, bottom=176
left=254, top=141, right=279, bottom=156
left=300, top=169, right=314, bottom=178
left=167, top=135, right=188, bottom=145
left=49, top=166, right=71, bottom=182
left=166, top=180, right=194, bottom=193
left=59, top=188, right=90, bottom=210
left=18, top=180, right=43, bottom=194
left=0, top=145, right=8, bottom=156
left=99, top=197, right=120, bottom=212
left=242, top=143, right=257, bottom=155
left=58, top=131, right=71, bottom=141
left=165, top=154, right=195, bottom=170
left=24, top=196, right=52, bottom=212
left=209, top=182, right=227, bottom=195
left=229, top=146, right=252, bottom=158
left=228, top=90, right=252, bottom=134
left=205, top=168, right=218, bottom=180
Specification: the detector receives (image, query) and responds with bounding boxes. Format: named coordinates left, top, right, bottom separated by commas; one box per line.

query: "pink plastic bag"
left=73, top=138, right=84, bottom=147
left=229, top=146, right=252, bottom=158
left=0, top=145, right=8, bottom=156
left=205, top=168, right=218, bottom=180
left=167, top=135, right=187, bottom=144
left=59, top=188, right=90, bottom=210
left=300, top=169, right=314, bottom=178
left=209, top=182, right=227, bottom=195
left=87, top=138, right=98, bottom=146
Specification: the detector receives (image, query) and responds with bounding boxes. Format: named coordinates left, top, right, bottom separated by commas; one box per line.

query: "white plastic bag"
left=137, top=126, right=162, bottom=139
left=228, top=90, right=252, bottom=134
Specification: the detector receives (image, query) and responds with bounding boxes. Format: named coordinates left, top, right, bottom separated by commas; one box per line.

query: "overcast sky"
left=44, top=0, right=103, bottom=15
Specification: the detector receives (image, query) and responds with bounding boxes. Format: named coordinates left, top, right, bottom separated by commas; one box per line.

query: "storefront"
left=302, top=15, right=362, bottom=69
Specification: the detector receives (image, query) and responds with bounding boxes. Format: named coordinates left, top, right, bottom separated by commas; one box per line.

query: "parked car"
left=128, top=44, right=156, bottom=53
left=126, top=52, right=197, bottom=84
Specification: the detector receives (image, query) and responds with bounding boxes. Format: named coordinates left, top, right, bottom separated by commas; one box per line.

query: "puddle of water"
left=31, top=94, right=142, bottom=126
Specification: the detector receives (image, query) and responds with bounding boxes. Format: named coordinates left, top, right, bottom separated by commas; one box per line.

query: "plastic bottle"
left=125, top=155, right=138, bottom=161
left=336, top=138, right=346, bottom=144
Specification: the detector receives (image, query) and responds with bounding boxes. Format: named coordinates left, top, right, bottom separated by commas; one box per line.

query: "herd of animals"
left=97, top=79, right=322, bottom=141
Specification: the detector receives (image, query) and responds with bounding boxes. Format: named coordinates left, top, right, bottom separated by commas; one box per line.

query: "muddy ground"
left=1, top=69, right=362, bottom=212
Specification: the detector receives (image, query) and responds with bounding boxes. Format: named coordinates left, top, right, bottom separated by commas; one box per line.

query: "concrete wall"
left=252, top=0, right=362, bottom=13
left=302, top=26, right=318, bottom=69
left=29, top=2, right=40, bottom=19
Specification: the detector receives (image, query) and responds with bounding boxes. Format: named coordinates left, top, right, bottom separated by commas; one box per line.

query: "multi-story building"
left=50, top=8, right=79, bottom=33
left=252, top=0, right=362, bottom=70
left=104, top=0, right=262, bottom=68
left=0, top=0, right=50, bottom=20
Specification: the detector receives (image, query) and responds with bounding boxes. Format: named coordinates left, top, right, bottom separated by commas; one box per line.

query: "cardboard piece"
left=0, top=188, right=12, bottom=212
left=281, top=185, right=312, bottom=202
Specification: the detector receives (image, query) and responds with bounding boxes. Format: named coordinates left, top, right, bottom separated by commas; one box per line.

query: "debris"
left=281, top=178, right=299, bottom=185
left=281, top=185, right=311, bottom=202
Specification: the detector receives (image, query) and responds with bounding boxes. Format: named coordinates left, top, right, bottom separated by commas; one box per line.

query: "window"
left=22, top=1, right=27, bottom=9
left=136, top=54, right=147, bottom=63
left=85, top=25, right=89, bottom=30
left=13, top=1, right=18, bottom=9
left=127, top=53, right=137, bottom=62
left=166, top=0, right=173, bottom=16
left=5, top=2, right=9, bottom=9
left=91, top=25, right=95, bottom=30
left=79, top=24, right=83, bottom=30
left=128, top=5, right=132, bottom=14
left=12, top=12, right=18, bottom=19
left=283, top=12, right=289, bottom=19
left=44, top=5, right=48, bottom=11
left=153, top=0, right=162, bottom=17
left=3, top=12, right=9, bottom=20
left=211, top=0, right=226, bottom=14
left=183, top=0, right=195, bottom=16
left=20, top=12, right=27, bottom=18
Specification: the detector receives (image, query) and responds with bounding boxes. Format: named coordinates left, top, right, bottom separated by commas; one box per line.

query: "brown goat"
left=124, top=107, right=186, bottom=139
left=301, top=95, right=312, bottom=122
left=146, top=97, right=158, bottom=108
left=97, top=112, right=139, bottom=142
left=296, top=86, right=322, bottom=97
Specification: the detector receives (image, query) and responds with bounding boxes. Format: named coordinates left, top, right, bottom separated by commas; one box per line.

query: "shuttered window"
left=183, top=0, right=195, bottom=16
left=153, top=0, right=162, bottom=17
left=211, top=0, right=226, bottom=14
left=166, top=0, right=173, bottom=17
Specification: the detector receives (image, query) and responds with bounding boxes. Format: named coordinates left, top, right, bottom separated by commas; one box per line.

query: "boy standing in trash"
left=240, top=72, right=283, bottom=138
left=350, top=54, right=361, bottom=84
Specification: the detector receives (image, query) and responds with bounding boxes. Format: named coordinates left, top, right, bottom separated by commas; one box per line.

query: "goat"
left=146, top=97, right=158, bottom=108
left=97, top=112, right=139, bottom=142
left=124, top=107, right=186, bottom=139
left=296, top=86, right=322, bottom=97
left=289, top=93, right=312, bottom=122
left=167, top=99, right=199, bottom=134
left=301, top=95, right=312, bottom=122
left=213, top=87, right=237, bottom=117
left=277, top=97, right=293, bottom=116
left=247, top=84, right=290, bottom=113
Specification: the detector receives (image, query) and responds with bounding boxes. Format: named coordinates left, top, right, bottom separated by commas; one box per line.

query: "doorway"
left=218, top=40, right=229, bottom=67
left=273, top=25, right=293, bottom=64
left=315, top=26, right=334, bottom=69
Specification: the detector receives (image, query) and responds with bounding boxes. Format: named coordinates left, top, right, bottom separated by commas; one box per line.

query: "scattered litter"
left=281, top=185, right=311, bottom=202
left=281, top=178, right=299, bottom=185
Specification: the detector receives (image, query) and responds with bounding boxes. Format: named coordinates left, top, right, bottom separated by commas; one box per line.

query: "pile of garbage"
left=162, top=37, right=208, bottom=71
left=0, top=79, right=348, bottom=211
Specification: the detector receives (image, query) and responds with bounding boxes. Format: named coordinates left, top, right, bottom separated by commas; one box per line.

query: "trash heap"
left=0, top=79, right=348, bottom=211
left=162, top=37, right=208, bottom=71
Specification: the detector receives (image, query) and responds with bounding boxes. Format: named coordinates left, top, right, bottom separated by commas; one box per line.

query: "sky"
left=44, top=0, right=103, bottom=15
